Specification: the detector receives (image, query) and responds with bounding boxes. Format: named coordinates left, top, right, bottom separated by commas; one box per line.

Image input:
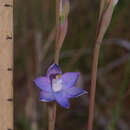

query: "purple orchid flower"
left=34, top=63, right=87, bottom=109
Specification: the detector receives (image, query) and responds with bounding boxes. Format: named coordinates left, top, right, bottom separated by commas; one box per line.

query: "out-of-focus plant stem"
left=55, top=0, right=60, bottom=64
left=87, top=1, right=119, bottom=130
left=108, top=61, right=130, bottom=130
left=48, top=1, right=60, bottom=130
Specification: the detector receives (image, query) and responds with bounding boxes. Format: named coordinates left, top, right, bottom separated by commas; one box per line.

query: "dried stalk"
left=0, top=0, right=13, bottom=129
left=87, top=0, right=119, bottom=130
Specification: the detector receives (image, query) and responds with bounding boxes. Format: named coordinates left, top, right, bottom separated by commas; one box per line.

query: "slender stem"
left=54, top=48, right=60, bottom=64
left=48, top=102, right=56, bottom=130
left=87, top=0, right=117, bottom=129
left=48, top=0, right=60, bottom=130
left=87, top=43, right=101, bottom=130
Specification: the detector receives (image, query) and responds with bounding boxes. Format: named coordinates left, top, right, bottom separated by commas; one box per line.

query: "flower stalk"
left=48, top=0, right=60, bottom=129
left=87, top=0, right=119, bottom=130
left=48, top=0, right=70, bottom=130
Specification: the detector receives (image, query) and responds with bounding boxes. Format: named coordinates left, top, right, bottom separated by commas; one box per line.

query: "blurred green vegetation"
left=108, top=62, right=130, bottom=130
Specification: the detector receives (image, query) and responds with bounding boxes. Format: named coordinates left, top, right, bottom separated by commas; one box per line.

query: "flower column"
left=0, top=0, right=13, bottom=130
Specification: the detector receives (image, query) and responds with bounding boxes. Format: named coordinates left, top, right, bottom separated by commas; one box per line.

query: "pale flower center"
left=52, top=78, right=62, bottom=92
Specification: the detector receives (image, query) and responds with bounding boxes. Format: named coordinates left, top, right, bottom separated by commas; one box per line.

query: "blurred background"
left=14, top=0, right=130, bottom=130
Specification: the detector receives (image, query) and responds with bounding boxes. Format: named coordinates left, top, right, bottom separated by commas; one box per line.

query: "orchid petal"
left=47, top=63, right=62, bottom=77
left=40, top=91, right=55, bottom=102
left=62, top=72, right=79, bottom=89
left=54, top=91, right=70, bottom=108
left=34, top=77, right=51, bottom=92
left=64, top=87, right=87, bottom=98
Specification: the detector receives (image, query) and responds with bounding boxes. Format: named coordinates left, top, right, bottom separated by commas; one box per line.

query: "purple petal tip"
left=47, top=63, right=62, bottom=77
